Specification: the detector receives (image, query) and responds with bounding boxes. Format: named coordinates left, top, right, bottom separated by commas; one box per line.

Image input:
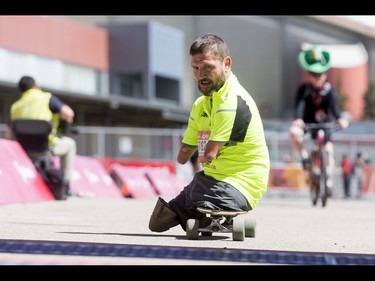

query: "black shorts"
left=170, top=170, right=251, bottom=211
left=310, top=129, right=333, bottom=143
left=168, top=171, right=251, bottom=230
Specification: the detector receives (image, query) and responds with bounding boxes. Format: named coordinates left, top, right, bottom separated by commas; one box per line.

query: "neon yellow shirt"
left=182, top=74, right=270, bottom=208
left=10, top=88, right=60, bottom=146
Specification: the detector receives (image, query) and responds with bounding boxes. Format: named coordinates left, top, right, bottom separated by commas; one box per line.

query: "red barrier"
left=145, top=167, right=187, bottom=196
left=109, top=164, right=157, bottom=198
left=98, top=157, right=176, bottom=174
left=54, top=155, right=123, bottom=199
left=268, top=164, right=308, bottom=190
left=0, top=139, right=54, bottom=205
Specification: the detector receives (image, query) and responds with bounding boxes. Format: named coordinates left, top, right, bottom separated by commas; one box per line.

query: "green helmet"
left=298, top=45, right=331, bottom=73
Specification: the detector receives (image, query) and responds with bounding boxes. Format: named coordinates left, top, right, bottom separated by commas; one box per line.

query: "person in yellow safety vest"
left=5, top=76, right=76, bottom=197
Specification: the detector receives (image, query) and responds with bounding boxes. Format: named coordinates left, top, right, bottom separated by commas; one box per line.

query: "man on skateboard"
left=149, top=34, right=270, bottom=232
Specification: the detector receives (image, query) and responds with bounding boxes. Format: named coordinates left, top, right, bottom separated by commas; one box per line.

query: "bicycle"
left=304, top=122, right=341, bottom=207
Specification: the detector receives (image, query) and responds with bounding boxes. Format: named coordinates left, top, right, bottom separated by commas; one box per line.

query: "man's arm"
left=294, top=84, right=308, bottom=120
left=177, top=144, right=196, bottom=165
left=60, top=104, right=75, bottom=123
left=202, top=141, right=225, bottom=162
left=49, top=95, right=75, bottom=123
left=330, top=88, right=349, bottom=129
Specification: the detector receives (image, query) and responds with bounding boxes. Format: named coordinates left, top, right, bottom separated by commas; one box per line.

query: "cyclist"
left=289, top=45, right=349, bottom=195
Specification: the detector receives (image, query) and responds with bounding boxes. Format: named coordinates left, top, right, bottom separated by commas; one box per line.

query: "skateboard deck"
left=186, top=207, right=256, bottom=241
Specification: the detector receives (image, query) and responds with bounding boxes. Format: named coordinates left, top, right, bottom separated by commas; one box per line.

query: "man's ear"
left=224, top=56, right=231, bottom=69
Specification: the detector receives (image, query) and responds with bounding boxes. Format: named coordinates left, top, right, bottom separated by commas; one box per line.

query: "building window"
left=119, top=73, right=142, bottom=98
left=155, top=75, right=179, bottom=103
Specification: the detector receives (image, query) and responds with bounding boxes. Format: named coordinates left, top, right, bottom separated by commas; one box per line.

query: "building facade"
left=1, top=15, right=374, bottom=130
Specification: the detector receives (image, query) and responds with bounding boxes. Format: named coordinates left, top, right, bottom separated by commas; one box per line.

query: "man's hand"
left=337, top=118, right=349, bottom=130
left=291, top=118, right=304, bottom=129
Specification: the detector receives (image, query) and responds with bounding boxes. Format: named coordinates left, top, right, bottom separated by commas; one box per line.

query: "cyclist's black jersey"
left=293, top=82, right=342, bottom=142
left=293, top=82, right=342, bottom=123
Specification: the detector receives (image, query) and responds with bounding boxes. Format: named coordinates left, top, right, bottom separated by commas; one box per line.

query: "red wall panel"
left=0, top=16, right=108, bottom=70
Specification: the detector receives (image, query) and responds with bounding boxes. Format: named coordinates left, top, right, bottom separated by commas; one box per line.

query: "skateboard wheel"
left=201, top=231, right=213, bottom=237
left=245, top=218, right=256, bottom=237
left=186, top=219, right=199, bottom=240
left=232, top=218, right=245, bottom=241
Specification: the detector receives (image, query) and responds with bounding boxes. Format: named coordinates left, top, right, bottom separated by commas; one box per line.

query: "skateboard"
left=186, top=207, right=256, bottom=241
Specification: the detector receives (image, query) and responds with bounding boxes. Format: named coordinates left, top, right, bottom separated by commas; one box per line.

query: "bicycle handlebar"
left=304, top=122, right=341, bottom=132
left=58, top=120, right=79, bottom=135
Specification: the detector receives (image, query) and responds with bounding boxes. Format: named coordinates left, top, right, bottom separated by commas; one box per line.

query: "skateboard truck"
left=207, top=215, right=232, bottom=232
left=186, top=207, right=256, bottom=241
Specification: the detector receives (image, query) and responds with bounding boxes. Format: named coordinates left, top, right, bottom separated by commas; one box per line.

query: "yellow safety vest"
left=10, top=88, right=60, bottom=146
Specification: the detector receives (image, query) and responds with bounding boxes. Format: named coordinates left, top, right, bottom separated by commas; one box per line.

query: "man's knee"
left=65, top=137, right=76, bottom=154
left=149, top=197, right=180, bottom=232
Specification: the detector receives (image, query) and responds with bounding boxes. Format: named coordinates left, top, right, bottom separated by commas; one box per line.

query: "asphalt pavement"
left=0, top=189, right=375, bottom=266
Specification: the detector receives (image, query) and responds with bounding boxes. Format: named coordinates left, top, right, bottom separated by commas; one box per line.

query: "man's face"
left=190, top=52, right=226, bottom=96
left=308, top=71, right=327, bottom=89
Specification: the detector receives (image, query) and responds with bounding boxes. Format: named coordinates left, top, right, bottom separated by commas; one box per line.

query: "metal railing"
left=1, top=123, right=374, bottom=164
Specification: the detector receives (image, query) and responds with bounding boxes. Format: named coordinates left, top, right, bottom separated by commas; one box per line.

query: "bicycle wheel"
left=310, top=176, right=319, bottom=206
left=320, top=149, right=329, bottom=207
left=309, top=153, right=320, bottom=206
